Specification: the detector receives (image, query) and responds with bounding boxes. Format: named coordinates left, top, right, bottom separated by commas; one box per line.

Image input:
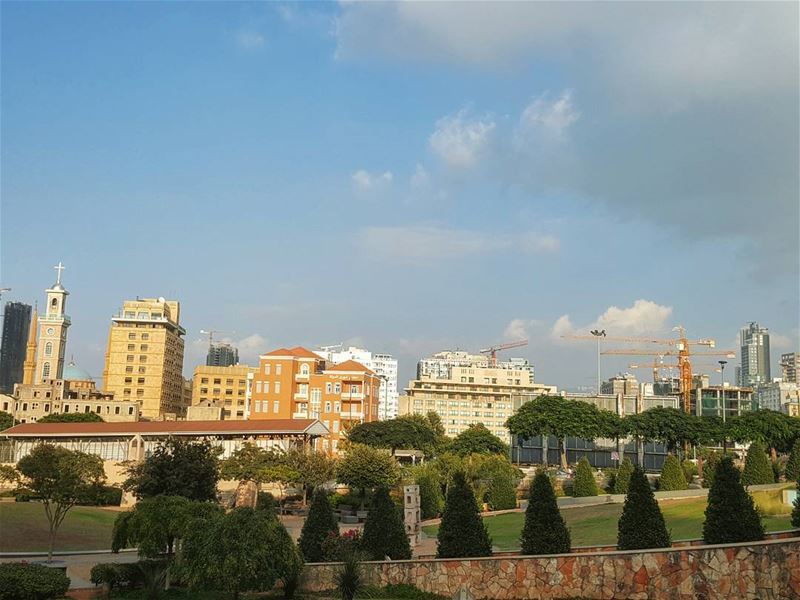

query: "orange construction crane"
left=480, top=339, right=528, bottom=366
left=628, top=359, right=723, bottom=384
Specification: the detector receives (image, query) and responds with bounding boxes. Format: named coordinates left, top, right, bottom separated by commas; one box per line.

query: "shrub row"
left=0, top=562, right=70, bottom=600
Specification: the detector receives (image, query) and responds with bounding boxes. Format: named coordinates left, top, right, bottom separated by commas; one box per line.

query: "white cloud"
left=770, top=331, right=798, bottom=351
left=352, top=169, right=393, bottom=192
left=550, top=300, right=673, bottom=342
left=359, top=225, right=559, bottom=264
left=410, top=163, right=430, bottom=188
left=429, top=109, right=495, bottom=168
left=517, top=91, right=580, bottom=141
left=236, top=31, right=265, bottom=50
left=235, top=334, right=268, bottom=364
left=504, top=318, right=542, bottom=341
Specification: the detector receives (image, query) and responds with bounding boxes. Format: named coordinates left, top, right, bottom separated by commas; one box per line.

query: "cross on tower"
left=53, top=261, right=65, bottom=284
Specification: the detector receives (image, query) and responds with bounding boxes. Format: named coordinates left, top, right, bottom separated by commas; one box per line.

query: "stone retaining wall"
left=300, top=537, right=800, bottom=599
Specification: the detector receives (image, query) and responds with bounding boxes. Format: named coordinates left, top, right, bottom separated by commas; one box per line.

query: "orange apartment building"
left=249, top=346, right=382, bottom=454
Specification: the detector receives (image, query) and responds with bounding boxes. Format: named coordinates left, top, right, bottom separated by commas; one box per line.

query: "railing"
left=293, top=412, right=309, bottom=419
left=341, top=392, right=364, bottom=400
left=340, top=411, right=364, bottom=420
left=293, top=392, right=308, bottom=400
left=40, top=313, right=70, bottom=322
left=295, top=373, right=309, bottom=382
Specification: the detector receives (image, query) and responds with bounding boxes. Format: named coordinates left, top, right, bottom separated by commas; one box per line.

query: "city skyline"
left=2, top=2, right=797, bottom=390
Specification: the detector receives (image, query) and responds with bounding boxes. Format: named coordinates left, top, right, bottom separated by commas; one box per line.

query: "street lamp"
left=591, top=329, right=606, bottom=395
left=718, top=360, right=727, bottom=422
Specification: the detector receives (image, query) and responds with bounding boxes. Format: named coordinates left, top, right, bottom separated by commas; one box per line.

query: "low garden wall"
left=301, top=536, right=800, bottom=599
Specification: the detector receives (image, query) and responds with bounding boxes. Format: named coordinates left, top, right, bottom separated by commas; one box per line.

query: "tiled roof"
left=1, top=419, right=328, bottom=438
left=262, top=346, right=320, bottom=359
left=326, top=360, right=377, bottom=376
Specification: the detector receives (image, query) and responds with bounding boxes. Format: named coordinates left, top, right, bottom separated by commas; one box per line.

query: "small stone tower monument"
left=403, top=484, right=421, bottom=547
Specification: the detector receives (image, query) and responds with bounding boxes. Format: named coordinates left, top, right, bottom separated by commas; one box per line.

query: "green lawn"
left=422, top=491, right=795, bottom=551
left=0, top=502, right=120, bottom=552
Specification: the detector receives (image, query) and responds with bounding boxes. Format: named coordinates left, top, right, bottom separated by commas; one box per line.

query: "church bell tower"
left=34, top=262, right=71, bottom=383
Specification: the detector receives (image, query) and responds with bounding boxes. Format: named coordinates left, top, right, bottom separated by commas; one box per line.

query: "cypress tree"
left=659, top=455, right=687, bottom=491
left=613, top=458, right=634, bottom=494
left=784, top=439, right=800, bottom=484
left=361, top=487, right=411, bottom=560
left=702, top=455, right=764, bottom=544
left=436, top=471, right=492, bottom=558
left=741, top=441, right=774, bottom=486
left=617, top=466, right=671, bottom=550
left=520, top=470, right=570, bottom=555
left=791, top=479, right=800, bottom=528
left=572, top=457, right=598, bottom=497
left=702, top=451, right=720, bottom=489
left=298, top=488, right=339, bottom=562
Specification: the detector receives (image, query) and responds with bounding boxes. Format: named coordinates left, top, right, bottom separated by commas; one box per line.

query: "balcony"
left=341, top=392, right=364, bottom=400
left=295, top=373, right=309, bottom=382
left=293, top=411, right=309, bottom=419
left=293, top=391, right=308, bottom=400
left=340, top=410, right=364, bottom=420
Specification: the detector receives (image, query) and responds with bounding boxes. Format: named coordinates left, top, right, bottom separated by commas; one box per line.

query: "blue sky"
left=2, top=2, right=798, bottom=390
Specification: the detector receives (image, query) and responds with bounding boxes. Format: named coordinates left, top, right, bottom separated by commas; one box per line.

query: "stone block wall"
left=300, top=537, right=800, bottom=599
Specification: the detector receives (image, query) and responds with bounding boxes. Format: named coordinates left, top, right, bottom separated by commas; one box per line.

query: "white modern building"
left=416, top=350, right=535, bottom=381
left=754, top=380, right=800, bottom=413
left=315, top=346, right=399, bottom=419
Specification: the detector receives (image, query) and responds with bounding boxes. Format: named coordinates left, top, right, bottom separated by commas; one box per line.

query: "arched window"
left=300, top=364, right=310, bottom=376
left=44, top=342, right=53, bottom=357
left=42, top=362, right=51, bottom=379
left=51, top=298, right=58, bottom=308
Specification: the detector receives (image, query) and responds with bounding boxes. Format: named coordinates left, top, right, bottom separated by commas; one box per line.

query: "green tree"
left=572, top=457, right=598, bottom=497
left=361, top=487, right=411, bottom=560
left=506, top=395, right=612, bottom=469
left=0, top=410, right=15, bottom=431
left=477, top=455, right=520, bottom=510
left=15, top=444, right=104, bottom=561
left=298, top=488, right=339, bottom=562
left=261, top=464, right=301, bottom=514
left=791, top=478, right=800, bottom=528
left=412, top=462, right=444, bottom=519
left=346, top=415, right=438, bottom=456
left=617, top=466, right=670, bottom=550
left=520, top=470, right=570, bottom=555
left=658, top=455, right=687, bottom=491
left=450, top=423, right=509, bottom=457
left=436, top=471, right=492, bottom=558
left=336, top=444, right=400, bottom=506
left=703, top=455, right=764, bottom=544
left=282, top=448, right=337, bottom=506
left=123, top=439, right=219, bottom=502
left=220, top=443, right=280, bottom=484
left=613, top=458, right=634, bottom=494
left=182, top=507, right=296, bottom=600
left=38, top=412, right=103, bottom=423
left=785, top=439, right=800, bottom=483
left=702, top=451, right=722, bottom=489
left=741, top=441, right=774, bottom=486
left=624, top=407, right=696, bottom=457
left=728, top=410, right=795, bottom=458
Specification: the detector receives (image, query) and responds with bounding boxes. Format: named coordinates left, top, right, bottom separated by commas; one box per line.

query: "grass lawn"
left=422, top=491, right=795, bottom=551
left=0, top=502, right=120, bottom=552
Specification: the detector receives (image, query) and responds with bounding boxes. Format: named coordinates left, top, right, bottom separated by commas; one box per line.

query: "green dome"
left=63, top=362, right=93, bottom=381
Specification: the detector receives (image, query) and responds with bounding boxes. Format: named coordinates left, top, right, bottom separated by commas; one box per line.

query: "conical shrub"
left=659, top=455, right=687, bottom=491
left=436, top=471, right=492, bottom=558
left=703, top=455, right=764, bottom=544
left=617, top=466, right=670, bottom=550
left=298, top=488, right=339, bottom=562
left=572, top=457, right=598, bottom=497
left=361, top=487, right=411, bottom=560
left=520, top=470, right=570, bottom=555
left=741, top=441, right=774, bottom=486
left=792, top=479, right=800, bottom=528
left=786, top=440, right=800, bottom=484
left=613, top=458, right=634, bottom=494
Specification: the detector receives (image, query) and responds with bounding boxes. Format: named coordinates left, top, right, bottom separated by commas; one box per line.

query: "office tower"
left=738, top=322, right=771, bottom=387
left=206, top=342, right=239, bottom=367
left=0, top=302, right=31, bottom=392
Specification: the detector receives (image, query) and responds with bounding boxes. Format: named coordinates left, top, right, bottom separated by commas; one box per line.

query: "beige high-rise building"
left=102, top=298, right=187, bottom=419
left=401, top=351, right=556, bottom=443
left=190, top=364, right=255, bottom=420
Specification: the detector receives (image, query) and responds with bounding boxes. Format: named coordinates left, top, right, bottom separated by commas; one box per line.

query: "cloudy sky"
left=2, top=2, right=798, bottom=391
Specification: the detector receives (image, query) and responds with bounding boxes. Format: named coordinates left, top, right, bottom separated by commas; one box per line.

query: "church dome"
left=63, top=362, right=93, bottom=381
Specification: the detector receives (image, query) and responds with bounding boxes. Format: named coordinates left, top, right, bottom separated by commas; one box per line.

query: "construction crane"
left=479, top=339, right=528, bottom=366
left=199, top=329, right=233, bottom=349
left=628, top=358, right=723, bottom=385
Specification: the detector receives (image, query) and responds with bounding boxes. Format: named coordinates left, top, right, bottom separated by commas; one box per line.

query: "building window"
left=334, top=401, right=340, bottom=413
left=44, top=342, right=53, bottom=356
left=275, top=382, right=281, bottom=393
left=138, top=367, right=146, bottom=374
left=127, top=344, right=135, bottom=351
left=141, top=344, right=148, bottom=351
left=138, top=378, right=145, bottom=384
left=325, top=401, right=332, bottom=412
left=300, top=364, right=310, bottom=376
left=123, top=388, right=131, bottom=396
left=139, top=356, right=147, bottom=363
left=334, top=383, right=341, bottom=394
left=125, top=377, right=132, bottom=384
left=255, top=382, right=262, bottom=393
left=326, top=383, right=332, bottom=393
left=128, top=406, right=134, bottom=415
left=264, top=364, right=271, bottom=375
left=42, top=362, right=51, bottom=379
left=275, top=364, right=282, bottom=375
left=141, top=333, right=149, bottom=340
left=128, top=332, right=136, bottom=340
left=63, top=405, right=69, bottom=413
left=214, top=378, right=221, bottom=385
left=126, top=355, right=134, bottom=362
left=273, top=401, right=279, bottom=413
left=333, top=420, right=339, bottom=433
left=115, top=406, right=120, bottom=415
left=84, top=405, right=90, bottom=413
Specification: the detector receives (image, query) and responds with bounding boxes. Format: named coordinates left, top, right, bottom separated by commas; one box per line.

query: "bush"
left=785, top=439, right=800, bottom=484
left=658, top=455, right=687, bottom=491
left=617, top=467, right=671, bottom=550
left=681, top=460, right=698, bottom=484
left=330, top=492, right=368, bottom=510
left=792, top=480, right=800, bottom=528
left=414, top=464, right=444, bottom=519
left=703, top=456, right=764, bottom=544
left=480, top=457, right=519, bottom=511
left=436, top=471, right=492, bottom=558
left=741, top=441, right=774, bottom=486
left=613, top=458, right=634, bottom=494
left=321, top=529, right=362, bottom=562
left=702, top=452, right=721, bottom=489
left=572, top=457, right=598, bottom=497
left=361, top=487, right=411, bottom=560
left=0, top=562, right=70, bottom=600
left=256, top=491, right=278, bottom=515
left=80, top=485, right=123, bottom=507
left=520, top=470, right=570, bottom=555
left=299, top=488, right=339, bottom=562
left=335, top=550, right=363, bottom=600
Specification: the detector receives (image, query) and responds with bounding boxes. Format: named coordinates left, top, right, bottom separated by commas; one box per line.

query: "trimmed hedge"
left=617, top=466, right=670, bottom=550
left=741, top=441, right=774, bottom=486
left=703, top=455, right=764, bottom=544
left=572, top=457, right=598, bottom=497
left=520, top=470, right=570, bottom=555
left=299, top=488, right=339, bottom=562
left=0, top=562, right=70, bottom=600
left=613, top=458, right=634, bottom=494
left=786, top=439, right=800, bottom=484
left=658, top=455, right=687, bottom=491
